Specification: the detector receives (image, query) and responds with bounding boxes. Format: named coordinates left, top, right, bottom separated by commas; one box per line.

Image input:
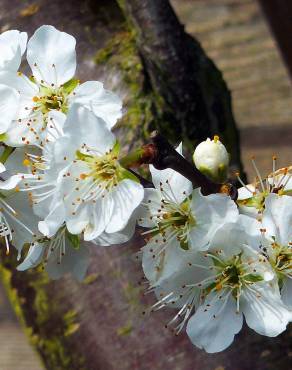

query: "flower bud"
left=193, top=136, right=229, bottom=183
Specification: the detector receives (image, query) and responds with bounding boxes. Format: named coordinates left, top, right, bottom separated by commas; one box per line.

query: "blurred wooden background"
left=0, top=0, right=291, bottom=368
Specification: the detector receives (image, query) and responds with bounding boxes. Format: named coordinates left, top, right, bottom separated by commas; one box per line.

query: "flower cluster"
left=0, top=25, right=143, bottom=279
left=0, top=25, right=291, bottom=353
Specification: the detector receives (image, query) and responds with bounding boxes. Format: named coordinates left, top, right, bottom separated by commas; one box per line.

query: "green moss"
left=122, top=282, right=143, bottom=309
left=82, top=273, right=100, bottom=285
left=95, top=31, right=166, bottom=149
left=0, top=253, right=86, bottom=370
left=117, top=322, right=133, bottom=336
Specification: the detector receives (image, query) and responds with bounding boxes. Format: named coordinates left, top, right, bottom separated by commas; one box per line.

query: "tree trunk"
left=2, top=1, right=290, bottom=370
left=258, top=0, right=292, bottom=80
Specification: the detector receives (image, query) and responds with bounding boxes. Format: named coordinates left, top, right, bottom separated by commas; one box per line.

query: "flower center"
left=76, top=150, right=119, bottom=190
left=205, top=253, right=263, bottom=299
left=268, top=242, right=292, bottom=281
left=33, top=85, right=68, bottom=114
left=156, top=199, right=195, bottom=250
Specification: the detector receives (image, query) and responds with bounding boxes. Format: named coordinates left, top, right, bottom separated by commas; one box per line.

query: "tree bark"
left=3, top=1, right=290, bottom=370
left=258, top=0, right=292, bottom=80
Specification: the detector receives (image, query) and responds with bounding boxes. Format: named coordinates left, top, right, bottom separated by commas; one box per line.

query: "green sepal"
left=117, top=167, right=140, bottom=183
left=75, top=150, right=93, bottom=162
left=237, top=193, right=265, bottom=210
left=66, top=229, right=80, bottom=250
left=0, top=133, right=8, bottom=142
left=112, top=140, right=120, bottom=156
left=198, top=164, right=228, bottom=184
left=180, top=240, right=189, bottom=251
left=62, top=78, right=80, bottom=94
left=0, top=145, right=15, bottom=164
left=244, top=274, right=263, bottom=283
left=210, top=255, right=225, bottom=268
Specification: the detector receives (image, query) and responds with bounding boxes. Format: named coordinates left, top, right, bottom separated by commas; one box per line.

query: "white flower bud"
left=193, top=136, right=229, bottom=183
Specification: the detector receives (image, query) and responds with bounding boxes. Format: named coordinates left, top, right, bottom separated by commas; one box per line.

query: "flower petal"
left=38, top=198, right=65, bottom=238
left=136, top=188, right=161, bottom=228
left=17, top=243, right=44, bottom=271
left=150, top=143, right=192, bottom=203
left=0, top=84, right=19, bottom=134
left=263, top=194, right=292, bottom=244
left=92, top=215, right=136, bottom=246
left=189, top=189, right=238, bottom=251
left=69, top=81, right=122, bottom=129
left=281, top=278, right=292, bottom=308
left=0, top=30, right=27, bottom=71
left=27, top=25, right=76, bottom=85
left=241, top=283, right=291, bottom=337
left=59, top=104, right=116, bottom=159
left=186, top=291, right=243, bottom=353
left=105, top=179, right=144, bottom=233
left=45, top=243, right=90, bottom=281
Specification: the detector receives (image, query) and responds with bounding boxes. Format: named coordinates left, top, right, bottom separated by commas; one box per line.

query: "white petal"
left=238, top=214, right=262, bottom=247
left=43, top=110, right=66, bottom=142
left=136, top=188, right=161, bottom=228
left=4, top=111, right=44, bottom=147
left=190, top=189, right=238, bottom=251
left=237, top=185, right=255, bottom=200
left=241, top=283, right=290, bottom=336
left=281, top=278, right=292, bottom=308
left=150, top=143, right=192, bottom=203
left=4, top=191, right=39, bottom=252
left=66, top=205, right=91, bottom=235
left=27, top=25, right=76, bottom=85
left=60, top=104, right=116, bottom=157
left=208, top=222, right=249, bottom=258
left=83, top=197, right=113, bottom=241
left=38, top=199, right=65, bottom=238
left=186, top=291, right=243, bottom=353
left=105, top=179, right=144, bottom=233
left=0, top=174, right=23, bottom=190
left=0, top=70, right=37, bottom=98
left=70, top=81, right=122, bottom=129
left=263, top=194, right=292, bottom=244
left=93, top=215, right=136, bottom=246
left=45, top=243, right=90, bottom=281
left=0, top=30, right=27, bottom=71
left=142, top=237, right=190, bottom=285
left=0, top=163, right=5, bottom=173
left=17, top=243, right=44, bottom=271
left=0, top=84, right=19, bottom=133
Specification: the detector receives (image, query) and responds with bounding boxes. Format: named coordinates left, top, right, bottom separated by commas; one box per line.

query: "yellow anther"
left=15, top=186, right=20, bottom=192
left=17, top=71, right=22, bottom=76
left=23, top=159, right=31, bottom=167
left=80, top=173, right=87, bottom=180
left=213, top=135, right=219, bottom=143
left=215, top=282, right=222, bottom=291
left=32, top=96, right=39, bottom=102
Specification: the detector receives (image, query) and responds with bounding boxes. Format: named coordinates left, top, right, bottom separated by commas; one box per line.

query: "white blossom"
left=0, top=25, right=122, bottom=147
left=193, top=136, right=229, bottom=183
left=0, top=162, right=38, bottom=256
left=150, top=222, right=291, bottom=353
left=237, top=157, right=292, bottom=218
left=45, top=104, right=144, bottom=242
left=17, top=225, right=90, bottom=281
left=138, top=144, right=238, bottom=285
left=257, top=194, right=292, bottom=307
left=0, top=30, right=27, bottom=72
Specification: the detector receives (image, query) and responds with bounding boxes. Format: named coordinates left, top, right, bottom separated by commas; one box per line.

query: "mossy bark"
left=4, top=1, right=290, bottom=370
